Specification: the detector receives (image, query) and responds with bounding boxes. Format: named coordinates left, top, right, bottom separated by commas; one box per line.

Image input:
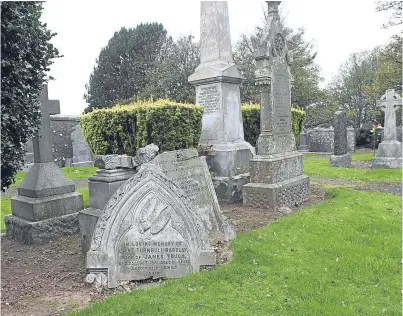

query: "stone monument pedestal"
left=243, top=152, right=309, bottom=209
left=372, top=141, right=402, bottom=168
left=79, top=168, right=136, bottom=254
left=330, top=153, right=352, bottom=167
left=5, top=85, right=84, bottom=244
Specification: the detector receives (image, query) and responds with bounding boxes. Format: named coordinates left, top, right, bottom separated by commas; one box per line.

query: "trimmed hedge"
left=241, top=104, right=306, bottom=147
left=81, top=100, right=306, bottom=156
left=80, top=99, right=203, bottom=156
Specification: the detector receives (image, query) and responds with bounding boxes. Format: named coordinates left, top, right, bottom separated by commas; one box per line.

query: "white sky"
left=41, top=0, right=398, bottom=115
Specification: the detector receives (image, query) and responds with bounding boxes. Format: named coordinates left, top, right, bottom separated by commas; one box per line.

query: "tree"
left=1, top=2, right=61, bottom=191
left=84, top=23, right=168, bottom=112
left=376, top=1, right=402, bottom=28
left=139, top=35, right=200, bottom=103
left=233, top=26, right=323, bottom=107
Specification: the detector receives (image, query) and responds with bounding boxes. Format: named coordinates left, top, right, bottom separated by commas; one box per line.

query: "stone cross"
left=33, top=84, right=61, bottom=163
left=376, top=89, right=402, bottom=142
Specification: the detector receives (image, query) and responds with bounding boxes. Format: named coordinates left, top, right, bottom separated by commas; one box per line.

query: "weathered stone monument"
left=85, top=166, right=217, bottom=288
left=330, top=110, right=351, bottom=167
left=71, top=125, right=93, bottom=167
left=372, top=89, right=402, bottom=169
left=242, top=1, right=309, bottom=209
left=5, top=85, right=84, bottom=244
left=188, top=1, right=255, bottom=188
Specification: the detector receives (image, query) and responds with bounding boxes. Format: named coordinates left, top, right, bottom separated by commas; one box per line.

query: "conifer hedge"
left=81, top=100, right=306, bottom=155
left=80, top=99, right=203, bottom=156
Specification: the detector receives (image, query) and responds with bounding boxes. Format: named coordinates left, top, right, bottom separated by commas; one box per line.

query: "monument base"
left=202, top=141, right=255, bottom=177
left=212, top=173, right=250, bottom=204
left=79, top=207, right=103, bottom=255
left=243, top=175, right=309, bottom=209
left=4, top=212, right=79, bottom=245
left=330, top=153, right=351, bottom=167
left=11, top=192, right=84, bottom=222
left=372, top=157, right=402, bottom=169
left=71, top=161, right=94, bottom=167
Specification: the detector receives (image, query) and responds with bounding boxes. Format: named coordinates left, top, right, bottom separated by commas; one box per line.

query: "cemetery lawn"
left=304, top=153, right=402, bottom=182
left=73, top=188, right=401, bottom=316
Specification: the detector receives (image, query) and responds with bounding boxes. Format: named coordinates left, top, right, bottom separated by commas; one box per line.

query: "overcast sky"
left=41, top=0, right=398, bottom=115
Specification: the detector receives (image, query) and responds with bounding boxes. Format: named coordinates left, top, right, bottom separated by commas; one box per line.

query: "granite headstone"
left=71, top=125, right=93, bottom=167
left=330, top=110, right=351, bottom=167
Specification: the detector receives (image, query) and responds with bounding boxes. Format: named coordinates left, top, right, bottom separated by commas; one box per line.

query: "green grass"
left=1, top=188, right=90, bottom=232
left=72, top=188, right=402, bottom=316
left=304, top=154, right=402, bottom=182
left=11, top=167, right=97, bottom=187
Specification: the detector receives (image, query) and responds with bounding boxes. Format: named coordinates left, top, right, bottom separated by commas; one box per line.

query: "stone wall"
left=24, top=115, right=81, bottom=168
left=307, top=128, right=355, bottom=153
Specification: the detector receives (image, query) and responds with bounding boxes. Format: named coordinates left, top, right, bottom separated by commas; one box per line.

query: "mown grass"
left=304, top=153, right=402, bottom=182
left=72, top=188, right=402, bottom=316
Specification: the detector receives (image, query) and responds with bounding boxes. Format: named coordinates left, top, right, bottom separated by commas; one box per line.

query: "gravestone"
left=372, top=89, right=402, bottom=168
left=242, top=2, right=309, bottom=209
left=71, top=125, right=93, bottom=167
left=151, top=148, right=235, bottom=243
left=188, top=1, right=255, bottom=194
left=330, top=111, right=351, bottom=167
left=298, top=130, right=308, bottom=152
left=86, top=165, right=216, bottom=288
left=5, top=84, right=84, bottom=244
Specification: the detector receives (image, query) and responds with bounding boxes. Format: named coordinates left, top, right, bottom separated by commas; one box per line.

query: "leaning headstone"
left=5, top=84, right=84, bottom=244
left=71, top=125, right=93, bottom=167
left=150, top=148, right=235, bottom=243
left=188, top=1, right=255, bottom=202
left=372, top=89, right=402, bottom=168
left=242, top=2, right=309, bottom=209
left=330, top=111, right=351, bottom=167
left=86, top=165, right=216, bottom=288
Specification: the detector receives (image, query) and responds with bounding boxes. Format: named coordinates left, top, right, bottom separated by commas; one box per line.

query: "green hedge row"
left=80, top=99, right=203, bottom=156
left=241, top=104, right=306, bottom=147
left=81, top=100, right=306, bottom=155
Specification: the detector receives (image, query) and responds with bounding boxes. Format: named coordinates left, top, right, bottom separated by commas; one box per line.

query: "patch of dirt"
left=310, top=177, right=402, bottom=196
left=221, top=185, right=327, bottom=234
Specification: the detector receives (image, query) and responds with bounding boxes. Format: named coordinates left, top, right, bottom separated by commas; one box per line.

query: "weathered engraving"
left=272, top=63, right=291, bottom=135
left=196, top=83, right=221, bottom=113
left=150, top=149, right=233, bottom=243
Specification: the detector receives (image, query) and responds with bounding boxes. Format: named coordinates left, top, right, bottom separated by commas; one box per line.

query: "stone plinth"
left=6, top=85, right=83, bottom=244
left=372, top=141, right=402, bottom=168
left=189, top=1, right=254, bottom=184
left=242, top=2, right=309, bottom=210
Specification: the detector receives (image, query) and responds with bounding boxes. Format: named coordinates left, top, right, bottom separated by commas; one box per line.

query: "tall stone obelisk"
left=189, top=1, right=255, bottom=181
left=242, top=2, right=309, bottom=209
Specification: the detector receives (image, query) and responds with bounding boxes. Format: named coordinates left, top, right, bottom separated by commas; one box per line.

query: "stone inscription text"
left=197, top=84, right=221, bottom=114
left=272, top=64, right=291, bottom=134
left=117, top=241, right=191, bottom=280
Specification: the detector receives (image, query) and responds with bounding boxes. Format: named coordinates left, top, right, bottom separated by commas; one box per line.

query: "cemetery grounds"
left=1, top=150, right=401, bottom=316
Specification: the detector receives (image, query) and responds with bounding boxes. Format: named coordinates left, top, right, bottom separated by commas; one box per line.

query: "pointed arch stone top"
left=87, top=165, right=216, bottom=288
